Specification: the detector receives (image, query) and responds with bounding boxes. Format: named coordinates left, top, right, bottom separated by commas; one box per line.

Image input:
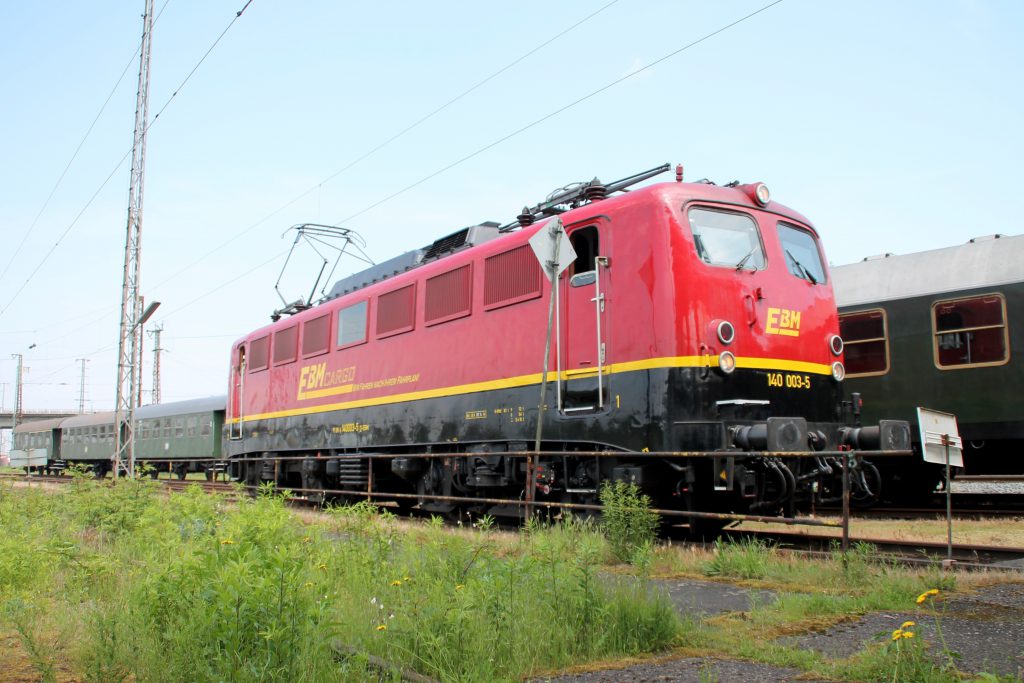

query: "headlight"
left=754, top=183, right=770, bottom=206
left=828, top=334, right=844, bottom=356
left=719, top=351, right=736, bottom=374
left=717, top=320, right=735, bottom=345
left=831, top=361, right=845, bottom=382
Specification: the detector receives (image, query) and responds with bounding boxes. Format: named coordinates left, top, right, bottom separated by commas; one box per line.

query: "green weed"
left=0, top=479, right=679, bottom=682
left=703, top=537, right=775, bottom=580
left=599, top=480, right=659, bottom=565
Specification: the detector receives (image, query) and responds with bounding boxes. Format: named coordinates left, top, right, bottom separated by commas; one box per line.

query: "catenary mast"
left=113, top=0, right=155, bottom=478
left=150, top=324, right=164, bottom=405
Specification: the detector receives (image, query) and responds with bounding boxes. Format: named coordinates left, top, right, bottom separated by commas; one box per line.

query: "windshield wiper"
left=785, top=249, right=818, bottom=284
left=734, top=247, right=757, bottom=271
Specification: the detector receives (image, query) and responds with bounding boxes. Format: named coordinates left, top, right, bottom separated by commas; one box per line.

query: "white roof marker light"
left=754, top=183, right=770, bottom=206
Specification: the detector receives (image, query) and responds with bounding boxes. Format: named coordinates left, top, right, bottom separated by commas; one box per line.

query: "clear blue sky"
left=0, top=0, right=1021, bottom=421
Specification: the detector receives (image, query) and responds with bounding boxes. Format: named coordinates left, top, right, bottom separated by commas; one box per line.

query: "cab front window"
left=687, top=208, right=765, bottom=270
left=777, top=223, right=826, bottom=284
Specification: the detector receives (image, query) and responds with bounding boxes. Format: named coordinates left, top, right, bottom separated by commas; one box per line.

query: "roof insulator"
left=584, top=178, right=607, bottom=202
left=517, top=207, right=535, bottom=227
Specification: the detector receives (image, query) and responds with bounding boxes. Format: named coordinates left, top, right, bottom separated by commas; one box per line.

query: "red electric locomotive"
left=226, top=164, right=909, bottom=531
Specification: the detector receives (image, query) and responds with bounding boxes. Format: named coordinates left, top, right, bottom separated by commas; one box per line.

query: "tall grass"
left=0, top=479, right=680, bottom=682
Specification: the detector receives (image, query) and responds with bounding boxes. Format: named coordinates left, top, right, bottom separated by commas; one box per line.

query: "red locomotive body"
left=226, top=166, right=908, bottom=528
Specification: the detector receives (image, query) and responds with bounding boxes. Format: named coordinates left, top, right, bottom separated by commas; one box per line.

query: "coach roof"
left=135, top=396, right=226, bottom=420
left=832, top=234, right=1024, bottom=307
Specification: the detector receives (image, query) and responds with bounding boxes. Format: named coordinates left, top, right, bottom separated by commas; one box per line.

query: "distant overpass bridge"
left=0, top=410, right=82, bottom=430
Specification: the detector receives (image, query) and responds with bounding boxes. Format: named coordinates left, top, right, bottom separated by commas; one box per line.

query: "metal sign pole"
left=527, top=217, right=575, bottom=524
left=944, top=434, right=953, bottom=562
left=916, top=409, right=962, bottom=568
left=531, top=243, right=561, bottom=522
left=841, top=452, right=850, bottom=552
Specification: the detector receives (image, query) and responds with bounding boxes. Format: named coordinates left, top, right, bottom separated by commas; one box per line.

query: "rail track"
left=726, top=528, right=1024, bottom=570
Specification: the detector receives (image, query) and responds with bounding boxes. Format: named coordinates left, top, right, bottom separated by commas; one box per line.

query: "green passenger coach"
left=60, top=412, right=118, bottom=476
left=10, top=418, right=65, bottom=472
left=135, top=396, right=226, bottom=478
left=833, top=234, right=1023, bottom=480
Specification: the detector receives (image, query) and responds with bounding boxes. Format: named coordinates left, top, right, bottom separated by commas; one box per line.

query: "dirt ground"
left=539, top=579, right=1024, bottom=682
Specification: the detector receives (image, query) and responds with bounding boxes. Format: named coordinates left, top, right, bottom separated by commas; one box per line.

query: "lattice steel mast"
left=114, top=0, right=155, bottom=478
left=149, top=324, right=164, bottom=405
left=76, top=358, right=88, bottom=414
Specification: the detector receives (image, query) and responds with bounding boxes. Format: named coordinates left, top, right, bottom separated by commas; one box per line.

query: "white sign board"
left=916, top=407, right=964, bottom=467
left=528, top=217, right=576, bottom=280
left=8, top=448, right=47, bottom=468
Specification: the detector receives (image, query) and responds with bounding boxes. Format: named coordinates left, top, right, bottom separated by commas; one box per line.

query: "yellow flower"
left=902, top=631, right=915, bottom=640
left=901, top=620, right=916, bottom=629
left=390, top=580, right=402, bottom=587
left=403, top=576, right=411, bottom=582
left=220, top=539, right=235, bottom=545
left=455, top=584, right=465, bottom=591
left=302, top=536, right=312, bottom=543
left=375, top=624, right=387, bottom=631
left=891, top=629, right=904, bottom=641
left=318, top=563, right=328, bottom=571
left=304, top=582, right=314, bottom=588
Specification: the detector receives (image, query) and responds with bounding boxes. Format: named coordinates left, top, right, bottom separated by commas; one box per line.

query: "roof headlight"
left=828, top=334, right=844, bottom=356
left=719, top=351, right=736, bottom=374
left=754, top=183, right=770, bottom=206
left=831, top=361, right=845, bottom=382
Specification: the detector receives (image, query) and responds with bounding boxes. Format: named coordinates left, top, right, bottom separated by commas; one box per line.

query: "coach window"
left=337, top=300, right=369, bottom=348
left=201, top=418, right=212, bottom=437
left=839, top=309, right=889, bottom=376
left=186, top=417, right=197, bottom=437
left=777, top=223, right=826, bottom=284
left=163, top=419, right=172, bottom=438
left=687, top=208, right=765, bottom=270
left=933, top=294, right=1009, bottom=369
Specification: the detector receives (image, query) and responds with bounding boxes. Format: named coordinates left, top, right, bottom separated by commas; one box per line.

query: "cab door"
left=229, top=346, right=245, bottom=440
left=560, top=224, right=609, bottom=412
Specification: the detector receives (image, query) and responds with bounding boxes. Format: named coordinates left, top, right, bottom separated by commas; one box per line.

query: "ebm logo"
left=765, top=308, right=801, bottom=337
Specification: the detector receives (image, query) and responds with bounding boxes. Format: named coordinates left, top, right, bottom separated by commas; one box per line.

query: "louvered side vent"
left=302, top=314, right=331, bottom=357
left=484, top=244, right=542, bottom=310
left=425, top=264, right=472, bottom=326
left=423, top=228, right=469, bottom=260
left=250, top=336, right=269, bottom=372
left=376, top=284, right=416, bottom=338
left=273, top=325, right=298, bottom=365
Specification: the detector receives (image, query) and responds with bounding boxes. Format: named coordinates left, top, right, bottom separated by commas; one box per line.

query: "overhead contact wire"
left=146, top=0, right=623, bottom=292
left=334, top=0, right=784, bottom=226
left=0, top=0, right=256, bottom=324
left=0, top=0, right=173, bottom=287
